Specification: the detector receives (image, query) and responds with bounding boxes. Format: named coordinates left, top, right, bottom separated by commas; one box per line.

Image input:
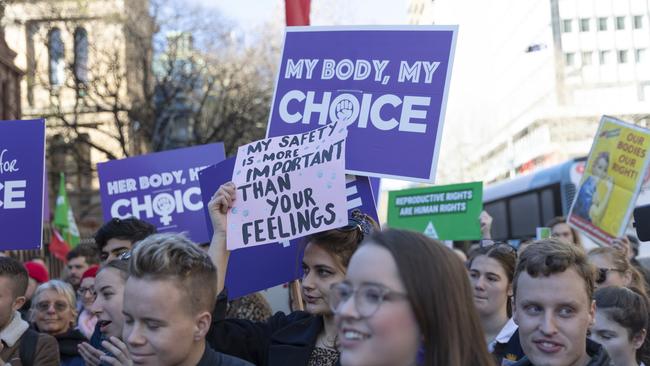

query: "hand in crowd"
left=100, top=337, right=133, bottom=366
left=479, top=210, right=493, bottom=239
left=208, top=182, right=236, bottom=236
left=78, top=342, right=104, bottom=366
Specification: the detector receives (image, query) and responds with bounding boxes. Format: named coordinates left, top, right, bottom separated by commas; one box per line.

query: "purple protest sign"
left=267, top=26, right=458, bottom=183
left=97, top=143, right=225, bottom=244
left=199, top=158, right=379, bottom=299
left=0, top=119, right=46, bottom=250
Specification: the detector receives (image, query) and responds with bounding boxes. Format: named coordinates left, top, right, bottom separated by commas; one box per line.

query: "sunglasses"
left=479, top=241, right=518, bottom=258
left=338, top=209, right=373, bottom=243
left=596, top=268, right=623, bottom=284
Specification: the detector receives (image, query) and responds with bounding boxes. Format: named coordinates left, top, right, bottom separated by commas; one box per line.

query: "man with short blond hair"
left=512, top=239, right=610, bottom=366
left=122, top=233, right=252, bottom=366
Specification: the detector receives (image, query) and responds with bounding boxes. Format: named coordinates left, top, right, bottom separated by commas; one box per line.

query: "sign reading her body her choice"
left=387, top=182, right=483, bottom=241
left=266, top=25, right=458, bottom=183
left=199, top=157, right=379, bottom=299
left=568, top=116, right=650, bottom=246
left=0, top=119, right=46, bottom=250
left=228, top=121, right=348, bottom=250
left=97, top=143, right=225, bottom=244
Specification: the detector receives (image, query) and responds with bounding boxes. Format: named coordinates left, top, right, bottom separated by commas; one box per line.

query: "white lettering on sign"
left=278, top=90, right=430, bottom=133
left=0, top=149, right=19, bottom=174
left=110, top=187, right=203, bottom=226
left=0, top=180, right=27, bottom=209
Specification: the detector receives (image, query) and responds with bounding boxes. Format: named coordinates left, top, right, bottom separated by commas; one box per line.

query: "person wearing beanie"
left=76, top=265, right=98, bottom=339
left=20, top=261, right=50, bottom=320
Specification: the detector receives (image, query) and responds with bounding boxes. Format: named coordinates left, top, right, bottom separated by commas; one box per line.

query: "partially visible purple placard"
left=199, top=158, right=380, bottom=299
left=97, top=143, right=225, bottom=244
left=0, top=119, right=46, bottom=250
left=267, top=26, right=458, bottom=183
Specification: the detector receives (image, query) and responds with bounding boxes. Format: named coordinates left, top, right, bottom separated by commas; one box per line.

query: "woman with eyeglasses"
left=331, top=229, right=495, bottom=366
left=205, top=182, right=378, bottom=366
left=467, top=243, right=525, bottom=364
left=77, top=265, right=99, bottom=339
left=588, top=247, right=647, bottom=292
left=590, top=286, right=650, bottom=366
left=30, top=280, right=86, bottom=366
left=78, top=258, right=133, bottom=366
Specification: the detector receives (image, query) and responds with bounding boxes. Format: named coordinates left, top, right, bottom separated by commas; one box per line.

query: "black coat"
left=207, top=291, right=331, bottom=366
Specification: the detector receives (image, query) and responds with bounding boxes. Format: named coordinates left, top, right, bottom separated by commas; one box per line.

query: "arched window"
left=74, top=27, right=88, bottom=84
left=48, top=28, right=65, bottom=87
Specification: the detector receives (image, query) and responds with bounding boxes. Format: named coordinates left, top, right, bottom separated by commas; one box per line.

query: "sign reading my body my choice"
left=0, top=119, right=46, bottom=250
left=97, top=143, right=225, bottom=244
left=267, top=26, right=458, bottom=183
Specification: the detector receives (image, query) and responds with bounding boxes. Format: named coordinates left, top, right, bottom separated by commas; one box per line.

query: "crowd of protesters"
left=0, top=181, right=649, bottom=366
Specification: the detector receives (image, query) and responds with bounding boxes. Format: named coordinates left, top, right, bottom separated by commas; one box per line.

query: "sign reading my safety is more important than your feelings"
left=228, top=121, right=348, bottom=250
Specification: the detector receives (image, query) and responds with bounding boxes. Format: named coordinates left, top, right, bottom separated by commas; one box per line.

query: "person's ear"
left=194, top=311, right=212, bottom=340
left=632, top=329, right=647, bottom=350
left=511, top=297, right=519, bottom=325
left=507, top=283, right=514, bottom=298
left=588, top=300, right=596, bottom=326
left=12, top=296, right=26, bottom=311
left=623, top=270, right=633, bottom=286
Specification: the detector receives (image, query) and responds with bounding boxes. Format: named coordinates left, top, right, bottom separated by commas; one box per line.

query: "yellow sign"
left=568, top=116, right=650, bottom=245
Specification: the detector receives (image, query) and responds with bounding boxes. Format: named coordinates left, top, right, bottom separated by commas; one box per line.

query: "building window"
left=634, top=15, right=644, bottom=29
left=581, top=51, right=593, bottom=66
left=563, top=19, right=573, bottom=33
left=636, top=48, right=646, bottom=63
left=48, top=28, right=64, bottom=87
left=618, top=50, right=628, bottom=63
left=599, top=50, right=612, bottom=64
left=74, top=27, right=88, bottom=84
left=565, top=52, right=575, bottom=66
left=598, top=17, right=608, bottom=31
left=580, top=18, right=590, bottom=32
left=616, top=16, right=626, bottom=30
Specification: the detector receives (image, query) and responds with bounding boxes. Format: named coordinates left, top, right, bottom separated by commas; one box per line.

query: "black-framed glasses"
left=596, top=268, right=623, bottom=284
left=35, top=301, right=69, bottom=312
left=329, top=282, right=407, bottom=318
left=77, top=287, right=96, bottom=299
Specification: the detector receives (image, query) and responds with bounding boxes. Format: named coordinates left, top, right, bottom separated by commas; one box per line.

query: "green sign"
left=387, top=182, right=483, bottom=241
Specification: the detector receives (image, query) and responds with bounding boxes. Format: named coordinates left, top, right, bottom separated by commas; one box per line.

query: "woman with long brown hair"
left=331, top=229, right=495, bottom=366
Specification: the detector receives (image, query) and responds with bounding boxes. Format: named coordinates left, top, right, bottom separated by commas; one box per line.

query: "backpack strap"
left=18, top=328, right=39, bottom=366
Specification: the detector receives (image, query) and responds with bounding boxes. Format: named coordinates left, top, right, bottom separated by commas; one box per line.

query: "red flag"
left=285, top=0, right=310, bottom=26
left=49, top=228, right=70, bottom=262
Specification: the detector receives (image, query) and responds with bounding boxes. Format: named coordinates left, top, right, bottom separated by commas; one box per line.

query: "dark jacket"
left=493, top=329, right=526, bottom=365
left=197, top=344, right=255, bottom=366
left=512, top=339, right=610, bottom=366
left=54, top=328, right=86, bottom=366
left=207, top=290, right=331, bottom=366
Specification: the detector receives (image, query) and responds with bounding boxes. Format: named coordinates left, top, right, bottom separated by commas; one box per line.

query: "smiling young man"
left=123, top=233, right=252, bottom=366
left=512, top=239, right=610, bottom=366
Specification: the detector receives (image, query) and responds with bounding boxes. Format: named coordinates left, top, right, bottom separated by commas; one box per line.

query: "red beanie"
left=24, top=262, right=49, bottom=283
left=81, top=265, right=99, bottom=280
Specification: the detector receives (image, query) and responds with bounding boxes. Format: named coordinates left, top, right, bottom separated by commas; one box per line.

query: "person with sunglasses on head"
left=588, top=246, right=647, bottom=293
left=78, top=256, right=133, bottom=366
left=590, top=286, right=650, bottom=366
left=94, top=217, right=156, bottom=264
left=331, top=228, right=496, bottom=366
left=77, top=265, right=99, bottom=339
left=30, top=280, right=86, bottom=366
left=468, top=243, right=525, bottom=364
left=205, top=182, right=378, bottom=366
